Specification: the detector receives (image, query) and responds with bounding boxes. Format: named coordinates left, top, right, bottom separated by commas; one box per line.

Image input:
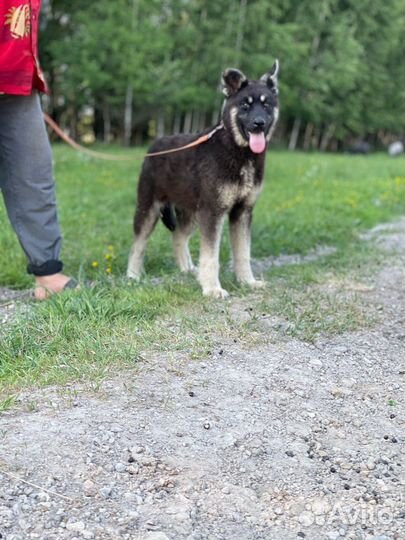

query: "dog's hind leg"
left=172, top=208, right=195, bottom=273
left=229, top=205, right=265, bottom=288
left=127, top=201, right=160, bottom=280
left=197, top=211, right=228, bottom=298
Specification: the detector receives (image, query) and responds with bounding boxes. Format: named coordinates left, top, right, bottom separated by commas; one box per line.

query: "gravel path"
left=0, top=219, right=404, bottom=540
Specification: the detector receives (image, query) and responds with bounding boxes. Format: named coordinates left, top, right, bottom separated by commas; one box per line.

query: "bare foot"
left=34, top=273, right=75, bottom=301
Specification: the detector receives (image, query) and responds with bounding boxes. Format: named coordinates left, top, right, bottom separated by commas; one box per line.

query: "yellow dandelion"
left=105, top=253, right=112, bottom=260
left=91, top=261, right=99, bottom=268
left=106, top=267, right=112, bottom=274
left=107, top=244, right=114, bottom=251
left=394, top=176, right=405, bottom=187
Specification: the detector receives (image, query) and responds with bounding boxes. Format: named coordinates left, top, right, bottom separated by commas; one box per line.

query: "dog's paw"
left=238, top=277, right=266, bottom=289
left=126, top=269, right=142, bottom=281
left=203, top=287, right=229, bottom=299
left=180, top=264, right=196, bottom=274
left=248, top=279, right=266, bottom=289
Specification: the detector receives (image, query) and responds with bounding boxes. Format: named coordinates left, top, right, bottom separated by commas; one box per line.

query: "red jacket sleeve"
left=0, top=0, right=48, bottom=95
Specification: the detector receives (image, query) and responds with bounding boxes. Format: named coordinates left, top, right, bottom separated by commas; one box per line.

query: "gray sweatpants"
left=0, top=92, right=63, bottom=276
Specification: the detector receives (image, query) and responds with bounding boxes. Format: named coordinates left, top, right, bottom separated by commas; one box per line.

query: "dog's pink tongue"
left=249, top=132, right=266, bottom=154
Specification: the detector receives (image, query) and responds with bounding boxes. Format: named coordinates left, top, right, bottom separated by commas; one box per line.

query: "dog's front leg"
left=197, top=212, right=228, bottom=298
left=229, top=205, right=265, bottom=288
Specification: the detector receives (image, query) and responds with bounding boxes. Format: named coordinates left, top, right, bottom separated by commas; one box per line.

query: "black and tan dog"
left=127, top=61, right=279, bottom=298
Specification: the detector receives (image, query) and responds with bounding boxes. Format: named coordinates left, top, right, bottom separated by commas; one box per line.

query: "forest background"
left=39, top=0, right=405, bottom=151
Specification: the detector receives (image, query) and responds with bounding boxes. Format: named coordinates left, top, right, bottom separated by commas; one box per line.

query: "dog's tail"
left=160, top=203, right=176, bottom=231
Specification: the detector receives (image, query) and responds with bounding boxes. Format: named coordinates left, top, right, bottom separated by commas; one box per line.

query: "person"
left=0, top=0, right=76, bottom=300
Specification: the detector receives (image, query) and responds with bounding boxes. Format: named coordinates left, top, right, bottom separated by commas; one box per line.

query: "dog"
left=127, top=60, right=280, bottom=298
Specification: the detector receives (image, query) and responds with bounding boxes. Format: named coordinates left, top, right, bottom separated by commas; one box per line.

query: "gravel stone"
left=82, top=480, right=97, bottom=497
left=325, top=532, right=340, bottom=540
left=99, top=486, right=113, bottom=498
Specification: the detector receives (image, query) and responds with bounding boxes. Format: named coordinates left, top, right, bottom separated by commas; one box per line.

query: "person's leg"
left=0, top=93, right=72, bottom=299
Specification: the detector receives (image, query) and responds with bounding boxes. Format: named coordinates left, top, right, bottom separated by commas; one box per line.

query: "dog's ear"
left=221, top=68, right=248, bottom=97
left=260, top=59, right=279, bottom=95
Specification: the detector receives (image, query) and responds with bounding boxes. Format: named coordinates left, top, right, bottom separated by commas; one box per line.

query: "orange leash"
left=43, top=113, right=134, bottom=161
left=43, top=113, right=223, bottom=161
left=145, top=124, right=223, bottom=157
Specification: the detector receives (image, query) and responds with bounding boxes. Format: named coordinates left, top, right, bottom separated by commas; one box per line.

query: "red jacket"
left=0, top=0, right=47, bottom=95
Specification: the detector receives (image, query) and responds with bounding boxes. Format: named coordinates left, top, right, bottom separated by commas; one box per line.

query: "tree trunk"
left=211, top=107, right=220, bottom=126
left=68, top=107, right=77, bottom=141
left=303, top=122, right=314, bottom=151
left=320, top=124, right=335, bottom=151
left=183, top=110, right=193, bottom=133
left=157, top=110, right=165, bottom=138
left=103, top=101, right=111, bottom=144
left=288, top=118, right=301, bottom=151
left=199, top=112, right=207, bottom=132
left=93, top=106, right=104, bottom=142
left=172, top=112, right=181, bottom=134
left=191, top=111, right=201, bottom=133
left=312, top=127, right=322, bottom=150
left=123, top=82, right=133, bottom=147
left=123, top=0, right=138, bottom=145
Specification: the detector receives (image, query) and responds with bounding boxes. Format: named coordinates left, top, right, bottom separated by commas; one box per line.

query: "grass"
left=0, top=146, right=404, bottom=395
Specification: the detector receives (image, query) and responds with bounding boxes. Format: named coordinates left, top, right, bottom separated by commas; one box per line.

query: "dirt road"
left=1, top=219, right=404, bottom=540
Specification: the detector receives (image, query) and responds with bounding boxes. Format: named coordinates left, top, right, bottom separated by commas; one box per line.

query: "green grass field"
left=0, top=146, right=404, bottom=397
